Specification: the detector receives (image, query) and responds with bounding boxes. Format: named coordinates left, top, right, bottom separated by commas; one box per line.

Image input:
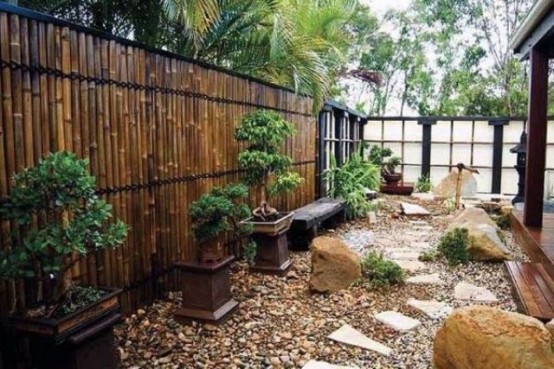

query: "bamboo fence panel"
left=0, top=9, right=316, bottom=315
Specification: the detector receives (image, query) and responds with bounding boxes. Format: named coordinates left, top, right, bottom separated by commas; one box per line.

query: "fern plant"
left=324, top=150, right=380, bottom=219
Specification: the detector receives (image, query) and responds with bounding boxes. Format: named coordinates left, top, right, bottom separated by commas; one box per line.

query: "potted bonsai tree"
left=174, top=184, right=251, bottom=325
left=0, top=151, right=128, bottom=369
left=235, top=109, right=303, bottom=275
left=369, top=145, right=403, bottom=185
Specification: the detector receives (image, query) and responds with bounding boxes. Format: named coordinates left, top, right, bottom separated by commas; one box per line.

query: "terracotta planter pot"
left=174, top=256, right=239, bottom=325
left=383, top=172, right=403, bottom=185
left=6, top=287, right=122, bottom=369
left=240, top=211, right=294, bottom=236
left=198, top=238, right=225, bottom=264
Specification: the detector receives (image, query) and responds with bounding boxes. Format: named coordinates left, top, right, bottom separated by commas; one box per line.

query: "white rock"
left=410, top=220, right=429, bottom=226
left=411, top=242, right=433, bottom=250
left=406, top=273, right=445, bottom=285
left=411, top=192, right=436, bottom=201
left=368, top=211, right=377, bottom=225
left=454, top=282, right=498, bottom=302
left=401, top=202, right=431, bottom=216
left=392, top=260, right=427, bottom=273
left=328, top=324, right=392, bottom=357
left=374, top=311, right=421, bottom=331
left=302, top=360, right=359, bottom=369
left=407, top=298, right=453, bottom=319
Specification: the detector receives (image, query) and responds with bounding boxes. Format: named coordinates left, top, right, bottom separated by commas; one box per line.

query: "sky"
left=360, top=0, right=412, bottom=17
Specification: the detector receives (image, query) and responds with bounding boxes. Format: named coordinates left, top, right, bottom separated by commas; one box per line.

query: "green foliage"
left=493, top=214, right=510, bottom=230
left=53, top=286, right=105, bottom=318
left=324, top=151, right=380, bottom=219
left=361, top=252, right=405, bottom=287
left=367, top=145, right=400, bottom=174
left=418, top=249, right=440, bottom=262
left=437, top=228, right=470, bottom=266
left=243, top=241, right=257, bottom=266
left=416, top=175, right=433, bottom=193
left=189, top=184, right=252, bottom=244
left=235, top=110, right=302, bottom=206
left=0, top=151, right=128, bottom=306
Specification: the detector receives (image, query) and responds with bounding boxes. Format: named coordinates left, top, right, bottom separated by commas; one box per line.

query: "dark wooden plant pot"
left=383, top=172, right=403, bottom=185
left=174, top=256, right=239, bottom=325
left=198, top=238, right=225, bottom=264
left=250, top=228, right=293, bottom=276
left=6, top=287, right=122, bottom=369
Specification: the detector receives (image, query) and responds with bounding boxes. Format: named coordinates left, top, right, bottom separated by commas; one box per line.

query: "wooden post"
left=418, top=119, right=436, bottom=177
left=489, top=119, right=509, bottom=194
left=524, top=48, right=549, bottom=227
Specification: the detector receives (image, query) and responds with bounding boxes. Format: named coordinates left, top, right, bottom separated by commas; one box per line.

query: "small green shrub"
left=493, top=214, right=510, bottom=230
left=244, top=240, right=257, bottom=265
left=437, top=228, right=470, bottom=266
left=416, top=175, right=433, bottom=192
left=324, top=150, right=380, bottom=219
left=361, top=252, right=405, bottom=286
left=418, top=250, right=440, bottom=262
left=496, top=229, right=506, bottom=243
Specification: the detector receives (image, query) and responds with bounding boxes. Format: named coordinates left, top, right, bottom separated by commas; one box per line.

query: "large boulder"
left=448, top=207, right=511, bottom=261
left=434, top=306, right=554, bottom=369
left=309, top=236, right=361, bottom=293
left=434, top=169, right=477, bottom=198
left=449, top=207, right=497, bottom=229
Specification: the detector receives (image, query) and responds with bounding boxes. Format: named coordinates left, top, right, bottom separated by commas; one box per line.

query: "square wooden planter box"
left=5, top=287, right=122, bottom=369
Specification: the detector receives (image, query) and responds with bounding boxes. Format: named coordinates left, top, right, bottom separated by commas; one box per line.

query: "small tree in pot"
left=189, top=184, right=252, bottom=263
left=235, top=109, right=303, bottom=224
left=175, top=184, right=251, bottom=325
left=235, top=110, right=303, bottom=275
left=368, top=145, right=403, bottom=184
left=0, top=151, right=128, bottom=369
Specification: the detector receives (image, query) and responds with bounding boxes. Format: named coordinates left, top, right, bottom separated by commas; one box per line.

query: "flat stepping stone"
left=303, top=360, right=358, bottom=369
left=328, top=324, right=392, bottom=357
left=392, top=260, right=427, bottom=273
left=412, top=225, right=433, bottom=231
left=406, top=273, right=444, bottom=285
left=401, top=202, right=431, bottom=216
left=411, top=193, right=435, bottom=201
left=407, top=298, right=453, bottom=319
left=411, top=242, right=433, bottom=250
left=454, top=282, right=498, bottom=302
left=374, top=311, right=421, bottom=331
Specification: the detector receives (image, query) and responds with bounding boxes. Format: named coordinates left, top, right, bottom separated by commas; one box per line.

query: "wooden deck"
left=507, top=211, right=554, bottom=321
left=511, top=211, right=554, bottom=269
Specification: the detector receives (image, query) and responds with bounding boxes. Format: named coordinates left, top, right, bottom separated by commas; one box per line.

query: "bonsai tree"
left=235, top=110, right=303, bottom=219
left=0, top=151, right=128, bottom=317
left=368, top=145, right=402, bottom=176
left=189, top=183, right=252, bottom=261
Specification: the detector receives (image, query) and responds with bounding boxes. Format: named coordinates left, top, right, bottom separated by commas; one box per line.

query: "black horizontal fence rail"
left=0, top=59, right=311, bottom=117
left=95, top=160, right=315, bottom=195
left=364, top=116, right=554, bottom=195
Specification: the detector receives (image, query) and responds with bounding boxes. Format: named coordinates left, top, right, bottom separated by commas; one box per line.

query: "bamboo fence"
left=0, top=7, right=316, bottom=315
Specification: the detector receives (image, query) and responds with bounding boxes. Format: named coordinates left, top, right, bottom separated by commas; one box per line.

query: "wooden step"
left=505, top=261, right=554, bottom=322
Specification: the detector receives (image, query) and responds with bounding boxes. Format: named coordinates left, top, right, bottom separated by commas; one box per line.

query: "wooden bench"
left=288, top=197, right=346, bottom=250
left=505, top=261, right=554, bottom=322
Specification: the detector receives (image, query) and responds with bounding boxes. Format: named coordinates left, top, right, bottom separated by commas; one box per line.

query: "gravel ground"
left=114, top=195, right=527, bottom=369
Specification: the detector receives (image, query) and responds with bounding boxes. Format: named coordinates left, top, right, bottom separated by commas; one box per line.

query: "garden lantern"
left=510, top=130, right=527, bottom=205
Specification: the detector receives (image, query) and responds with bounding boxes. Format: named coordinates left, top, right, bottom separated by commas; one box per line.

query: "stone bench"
left=288, top=197, right=346, bottom=250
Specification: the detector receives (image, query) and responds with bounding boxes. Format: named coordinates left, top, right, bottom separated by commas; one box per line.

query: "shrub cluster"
left=361, top=252, right=405, bottom=286
left=324, top=151, right=380, bottom=219
left=415, top=175, right=433, bottom=192
left=437, top=227, right=470, bottom=266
